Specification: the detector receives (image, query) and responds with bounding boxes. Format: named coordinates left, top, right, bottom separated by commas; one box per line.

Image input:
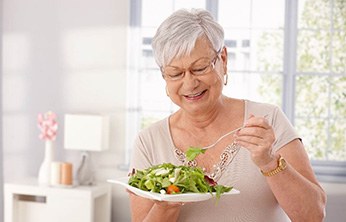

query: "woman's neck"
left=175, top=96, right=232, bottom=130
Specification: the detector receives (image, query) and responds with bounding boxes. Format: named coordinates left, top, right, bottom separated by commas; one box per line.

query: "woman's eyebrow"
left=166, top=56, right=211, bottom=69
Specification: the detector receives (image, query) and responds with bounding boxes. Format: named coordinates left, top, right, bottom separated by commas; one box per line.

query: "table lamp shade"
left=64, top=114, right=110, bottom=151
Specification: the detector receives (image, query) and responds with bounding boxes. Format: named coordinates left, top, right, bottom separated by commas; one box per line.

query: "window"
left=127, top=0, right=346, bottom=182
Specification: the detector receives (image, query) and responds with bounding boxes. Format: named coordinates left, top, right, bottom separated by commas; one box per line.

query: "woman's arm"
left=129, top=192, right=182, bottom=222
left=235, top=116, right=326, bottom=222
left=266, top=139, right=326, bottom=221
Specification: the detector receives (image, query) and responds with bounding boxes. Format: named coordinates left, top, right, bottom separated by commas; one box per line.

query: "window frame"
left=126, top=0, right=346, bottom=182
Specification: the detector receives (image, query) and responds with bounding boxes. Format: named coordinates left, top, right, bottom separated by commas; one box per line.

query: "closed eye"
left=168, top=72, right=184, bottom=78
left=192, top=65, right=209, bottom=74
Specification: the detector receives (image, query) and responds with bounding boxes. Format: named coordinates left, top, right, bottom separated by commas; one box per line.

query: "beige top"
left=130, top=100, right=299, bottom=222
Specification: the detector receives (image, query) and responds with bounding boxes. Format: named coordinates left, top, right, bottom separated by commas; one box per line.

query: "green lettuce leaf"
left=185, top=146, right=206, bottom=161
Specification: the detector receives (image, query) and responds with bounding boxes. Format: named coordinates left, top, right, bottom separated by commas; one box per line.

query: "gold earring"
left=166, top=87, right=169, bottom=96
left=224, top=73, right=228, bottom=86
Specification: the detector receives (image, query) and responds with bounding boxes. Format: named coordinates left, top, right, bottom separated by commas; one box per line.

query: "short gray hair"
left=152, top=8, right=224, bottom=68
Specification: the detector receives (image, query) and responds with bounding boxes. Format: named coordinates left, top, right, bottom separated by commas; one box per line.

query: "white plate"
left=107, top=177, right=240, bottom=202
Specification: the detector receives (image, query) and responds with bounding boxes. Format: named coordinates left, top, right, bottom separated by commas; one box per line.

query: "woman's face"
left=163, top=38, right=227, bottom=115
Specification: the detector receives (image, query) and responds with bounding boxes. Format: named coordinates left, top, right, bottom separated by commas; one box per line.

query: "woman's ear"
left=221, top=46, right=228, bottom=74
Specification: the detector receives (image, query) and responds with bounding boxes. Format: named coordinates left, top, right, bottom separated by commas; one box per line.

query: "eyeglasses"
left=161, top=51, right=221, bottom=81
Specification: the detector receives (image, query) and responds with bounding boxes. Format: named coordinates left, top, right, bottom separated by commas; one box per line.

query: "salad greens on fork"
left=128, top=163, right=232, bottom=201
left=185, top=125, right=246, bottom=161
left=185, top=146, right=207, bottom=161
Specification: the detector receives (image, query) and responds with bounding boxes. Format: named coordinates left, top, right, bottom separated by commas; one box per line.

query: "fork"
left=201, top=114, right=269, bottom=150
left=200, top=126, right=244, bottom=150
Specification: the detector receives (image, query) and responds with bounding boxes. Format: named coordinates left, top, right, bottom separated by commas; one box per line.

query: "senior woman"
left=128, top=8, right=326, bottom=222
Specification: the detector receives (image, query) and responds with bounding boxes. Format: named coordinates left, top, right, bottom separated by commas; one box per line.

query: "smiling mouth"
left=184, top=90, right=207, bottom=99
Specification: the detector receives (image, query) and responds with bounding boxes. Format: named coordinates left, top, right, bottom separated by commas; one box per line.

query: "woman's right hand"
left=128, top=190, right=183, bottom=222
left=152, top=199, right=185, bottom=209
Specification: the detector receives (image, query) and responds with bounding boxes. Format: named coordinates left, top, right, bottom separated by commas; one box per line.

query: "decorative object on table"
left=50, top=161, right=62, bottom=186
left=64, top=114, right=109, bottom=186
left=50, top=161, right=74, bottom=186
left=37, top=111, right=58, bottom=186
left=60, top=162, right=73, bottom=185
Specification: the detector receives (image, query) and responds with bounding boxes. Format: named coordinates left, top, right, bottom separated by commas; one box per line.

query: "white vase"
left=38, top=140, right=54, bottom=185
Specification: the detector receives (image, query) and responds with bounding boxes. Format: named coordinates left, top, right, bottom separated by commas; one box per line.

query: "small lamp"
left=64, top=114, right=109, bottom=185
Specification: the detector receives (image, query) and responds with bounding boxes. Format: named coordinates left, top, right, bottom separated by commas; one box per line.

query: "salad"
left=128, top=163, right=232, bottom=200
left=185, top=146, right=206, bottom=161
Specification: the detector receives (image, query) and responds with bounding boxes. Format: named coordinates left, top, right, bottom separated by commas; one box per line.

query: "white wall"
left=2, top=0, right=131, bottom=221
left=0, top=0, right=4, bottom=220
left=322, top=182, right=346, bottom=222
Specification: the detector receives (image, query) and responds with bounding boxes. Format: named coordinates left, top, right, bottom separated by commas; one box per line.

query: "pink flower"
left=37, top=111, right=58, bottom=141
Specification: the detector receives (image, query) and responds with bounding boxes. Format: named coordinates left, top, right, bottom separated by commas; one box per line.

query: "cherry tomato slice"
left=166, top=184, right=180, bottom=194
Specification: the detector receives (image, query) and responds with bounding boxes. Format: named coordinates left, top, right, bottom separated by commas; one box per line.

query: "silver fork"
left=201, top=126, right=244, bottom=150
left=201, top=114, right=269, bottom=150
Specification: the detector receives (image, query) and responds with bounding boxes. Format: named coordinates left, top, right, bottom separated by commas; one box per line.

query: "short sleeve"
left=128, top=133, right=152, bottom=174
left=271, top=106, right=300, bottom=152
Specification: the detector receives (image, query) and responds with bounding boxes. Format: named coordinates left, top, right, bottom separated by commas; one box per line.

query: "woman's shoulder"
left=138, top=117, right=169, bottom=137
left=245, top=100, right=280, bottom=117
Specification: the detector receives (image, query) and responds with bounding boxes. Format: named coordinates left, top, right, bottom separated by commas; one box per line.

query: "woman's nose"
left=182, top=71, right=199, bottom=89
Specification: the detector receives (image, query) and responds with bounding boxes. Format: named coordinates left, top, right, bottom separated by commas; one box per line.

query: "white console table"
left=4, top=179, right=111, bottom=222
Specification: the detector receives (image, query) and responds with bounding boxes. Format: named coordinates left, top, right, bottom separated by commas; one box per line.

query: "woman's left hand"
left=234, top=115, right=276, bottom=168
